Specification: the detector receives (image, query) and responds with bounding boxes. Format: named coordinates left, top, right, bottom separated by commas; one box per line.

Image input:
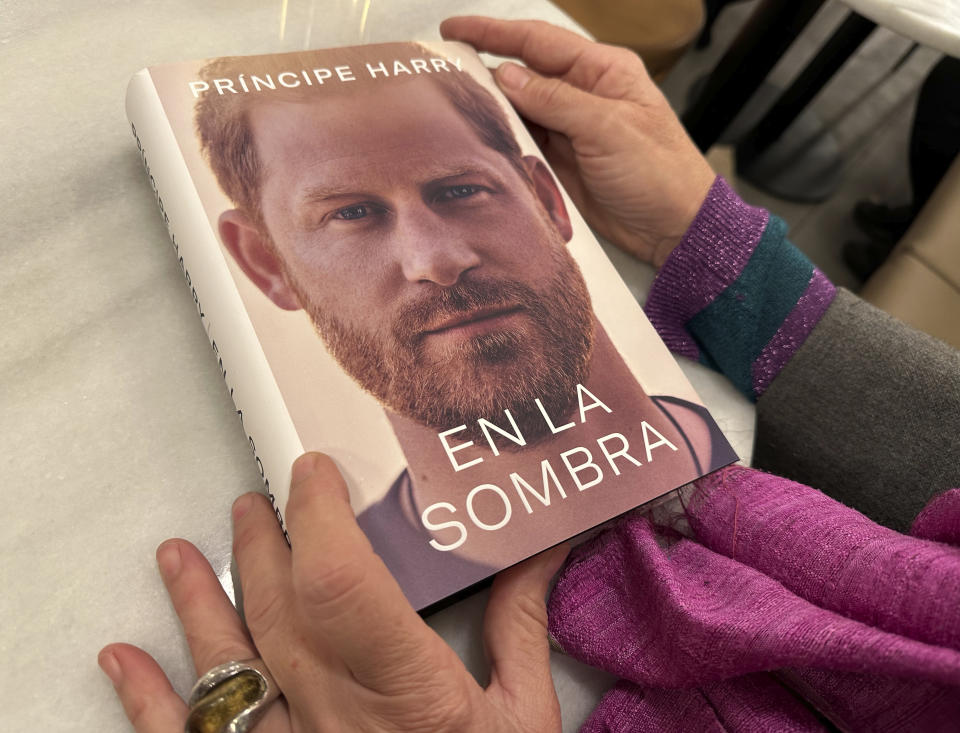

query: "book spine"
left=125, top=69, right=303, bottom=539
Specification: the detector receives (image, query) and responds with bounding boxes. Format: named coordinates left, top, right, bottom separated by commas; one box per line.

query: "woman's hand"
left=441, top=16, right=715, bottom=267
left=99, top=452, right=568, bottom=732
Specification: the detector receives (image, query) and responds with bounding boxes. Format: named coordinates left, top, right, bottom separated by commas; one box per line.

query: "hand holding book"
left=107, top=14, right=960, bottom=731
left=441, top=16, right=716, bottom=267
left=100, top=453, right=569, bottom=733
left=110, top=15, right=740, bottom=728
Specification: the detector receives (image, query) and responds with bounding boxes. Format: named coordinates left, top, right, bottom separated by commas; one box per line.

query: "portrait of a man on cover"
left=184, top=42, right=734, bottom=608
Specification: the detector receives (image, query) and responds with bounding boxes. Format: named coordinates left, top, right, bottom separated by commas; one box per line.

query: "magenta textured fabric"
left=549, top=467, right=960, bottom=731
left=687, top=468, right=960, bottom=652
left=581, top=675, right=823, bottom=732
left=912, top=489, right=960, bottom=546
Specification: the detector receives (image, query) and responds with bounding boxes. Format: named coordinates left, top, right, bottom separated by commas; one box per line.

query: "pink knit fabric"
left=687, top=468, right=960, bottom=652
left=912, top=489, right=960, bottom=546
left=549, top=467, right=960, bottom=731
left=581, top=675, right=823, bottom=732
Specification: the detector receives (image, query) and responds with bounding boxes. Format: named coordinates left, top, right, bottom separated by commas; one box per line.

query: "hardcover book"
left=125, top=40, right=737, bottom=611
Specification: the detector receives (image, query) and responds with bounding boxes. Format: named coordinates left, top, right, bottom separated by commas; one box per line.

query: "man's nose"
left=394, top=209, right=482, bottom=287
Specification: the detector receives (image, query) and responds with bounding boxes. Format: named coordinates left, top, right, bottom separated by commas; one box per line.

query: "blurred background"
left=554, top=0, right=959, bottom=348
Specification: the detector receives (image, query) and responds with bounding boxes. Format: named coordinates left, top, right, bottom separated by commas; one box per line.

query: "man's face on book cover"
left=222, top=79, right=596, bottom=441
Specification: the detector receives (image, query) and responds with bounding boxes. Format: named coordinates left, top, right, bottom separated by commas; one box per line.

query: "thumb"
left=483, top=544, right=570, bottom=704
left=494, top=62, right=601, bottom=141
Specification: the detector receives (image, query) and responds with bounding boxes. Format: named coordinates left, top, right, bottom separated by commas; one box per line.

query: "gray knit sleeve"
left=753, top=288, right=960, bottom=532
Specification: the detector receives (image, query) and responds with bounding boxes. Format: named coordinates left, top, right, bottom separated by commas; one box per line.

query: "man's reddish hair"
left=194, top=43, right=527, bottom=228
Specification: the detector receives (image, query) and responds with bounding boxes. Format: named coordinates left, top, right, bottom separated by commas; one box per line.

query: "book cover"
left=126, top=40, right=738, bottom=611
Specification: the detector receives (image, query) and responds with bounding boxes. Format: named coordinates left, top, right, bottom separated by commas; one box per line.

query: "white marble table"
left=0, top=1, right=755, bottom=730
left=842, top=0, right=960, bottom=57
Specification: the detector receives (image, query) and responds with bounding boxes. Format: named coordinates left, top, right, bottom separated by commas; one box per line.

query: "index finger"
left=285, top=453, right=442, bottom=693
left=440, top=16, right=647, bottom=96
left=156, top=539, right=256, bottom=677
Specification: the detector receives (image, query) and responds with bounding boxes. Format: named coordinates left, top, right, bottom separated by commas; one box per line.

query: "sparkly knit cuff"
left=643, top=176, right=836, bottom=401
left=750, top=268, right=835, bottom=396
left=644, top=176, right=769, bottom=360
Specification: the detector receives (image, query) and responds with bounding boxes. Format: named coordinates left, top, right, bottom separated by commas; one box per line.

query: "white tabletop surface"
left=841, top=0, right=960, bottom=56
left=0, top=1, right=755, bottom=730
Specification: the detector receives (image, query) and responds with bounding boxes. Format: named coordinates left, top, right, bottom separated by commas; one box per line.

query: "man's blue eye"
left=441, top=185, right=480, bottom=200
left=334, top=205, right=370, bottom=220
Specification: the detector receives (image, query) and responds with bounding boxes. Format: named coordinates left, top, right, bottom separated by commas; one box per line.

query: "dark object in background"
left=909, top=56, right=960, bottom=212
left=844, top=56, right=960, bottom=280
left=853, top=202, right=914, bottom=245
left=844, top=203, right=913, bottom=281
left=698, top=0, right=748, bottom=48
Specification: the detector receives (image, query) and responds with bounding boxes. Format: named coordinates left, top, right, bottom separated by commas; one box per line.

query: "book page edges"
left=125, top=68, right=303, bottom=534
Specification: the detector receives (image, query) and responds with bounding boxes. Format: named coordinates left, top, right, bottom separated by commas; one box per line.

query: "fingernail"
left=233, top=493, right=254, bottom=521
left=156, top=540, right=182, bottom=580
left=291, top=452, right=320, bottom=484
left=498, top=62, right=531, bottom=90
left=98, top=650, right=122, bottom=685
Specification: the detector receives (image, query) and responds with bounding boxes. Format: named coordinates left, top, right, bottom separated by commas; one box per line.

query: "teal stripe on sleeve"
left=689, top=216, right=813, bottom=397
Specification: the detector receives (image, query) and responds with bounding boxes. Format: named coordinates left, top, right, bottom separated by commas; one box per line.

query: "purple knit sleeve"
left=644, top=176, right=836, bottom=400
left=644, top=177, right=769, bottom=360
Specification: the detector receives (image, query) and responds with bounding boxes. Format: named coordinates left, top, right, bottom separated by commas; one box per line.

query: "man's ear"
left=218, top=209, right=302, bottom=311
left=522, top=155, right=573, bottom=243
